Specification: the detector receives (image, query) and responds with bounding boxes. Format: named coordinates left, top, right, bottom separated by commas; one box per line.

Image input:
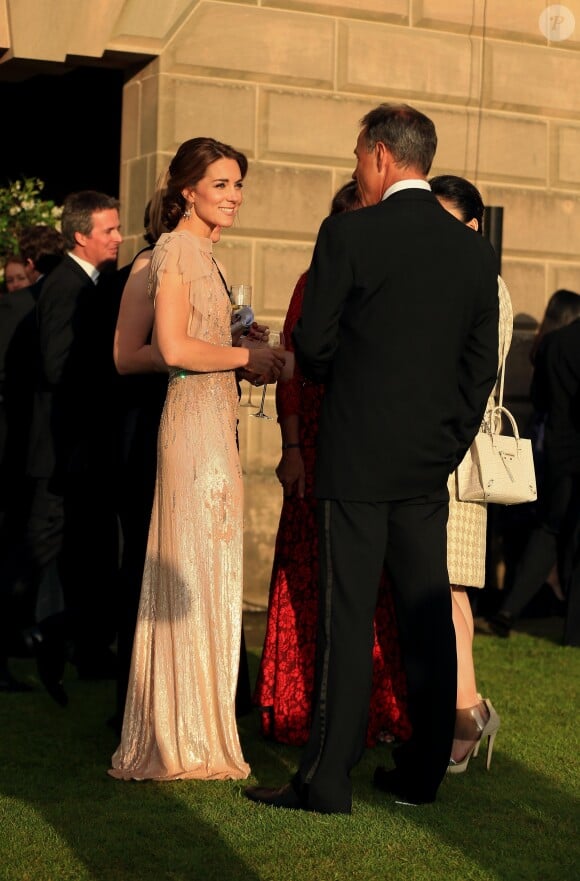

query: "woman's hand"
left=242, top=339, right=285, bottom=383
left=276, top=448, right=305, bottom=498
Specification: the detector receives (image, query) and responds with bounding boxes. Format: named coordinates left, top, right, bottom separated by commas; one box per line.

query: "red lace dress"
left=253, top=272, right=411, bottom=747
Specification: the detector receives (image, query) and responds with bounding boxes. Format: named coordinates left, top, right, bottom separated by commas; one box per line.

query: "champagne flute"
left=231, top=284, right=255, bottom=406
left=230, top=284, right=252, bottom=320
left=251, top=330, right=284, bottom=420
left=240, top=382, right=255, bottom=408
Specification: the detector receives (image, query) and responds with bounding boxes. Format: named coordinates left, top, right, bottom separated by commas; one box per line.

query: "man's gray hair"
left=360, top=103, right=437, bottom=175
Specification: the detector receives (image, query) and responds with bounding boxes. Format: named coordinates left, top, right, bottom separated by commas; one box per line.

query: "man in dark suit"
left=27, top=191, right=123, bottom=698
left=0, top=226, right=65, bottom=692
left=490, top=316, right=580, bottom=646
left=246, top=103, right=499, bottom=811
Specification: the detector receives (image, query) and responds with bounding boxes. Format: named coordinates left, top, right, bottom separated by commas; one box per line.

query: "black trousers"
left=60, top=470, right=119, bottom=671
left=502, top=470, right=577, bottom=622
left=23, top=469, right=119, bottom=672
left=293, top=490, right=456, bottom=812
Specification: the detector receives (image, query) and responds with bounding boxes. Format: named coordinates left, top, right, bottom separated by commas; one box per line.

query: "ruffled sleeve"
left=148, top=232, right=213, bottom=304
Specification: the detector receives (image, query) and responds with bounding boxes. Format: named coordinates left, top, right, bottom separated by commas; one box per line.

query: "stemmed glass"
left=231, top=284, right=256, bottom=407
left=230, top=283, right=252, bottom=318
left=251, top=330, right=284, bottom=420
left=240, top=382, right=255, bottom=408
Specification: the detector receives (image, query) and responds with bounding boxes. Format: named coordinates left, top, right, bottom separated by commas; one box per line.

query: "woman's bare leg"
left=451, top=586, right=478, bottom=709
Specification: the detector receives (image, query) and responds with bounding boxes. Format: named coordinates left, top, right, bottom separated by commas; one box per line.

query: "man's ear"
left=466, top=217, right=479, bottom=232
left=74, top=230, right=87, bottom=248
left=375, top=141, right=387, bottom=172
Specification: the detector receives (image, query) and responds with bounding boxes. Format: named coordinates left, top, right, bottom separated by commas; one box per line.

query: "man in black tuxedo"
left=27, top=191, right=123, bottom=697
left=246, top=103, right=499, bottom=811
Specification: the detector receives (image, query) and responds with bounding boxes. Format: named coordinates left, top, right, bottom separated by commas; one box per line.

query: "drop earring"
left=183, top=203, right=192, bottom=220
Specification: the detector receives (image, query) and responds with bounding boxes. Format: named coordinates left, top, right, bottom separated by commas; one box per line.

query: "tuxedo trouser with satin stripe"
left=293, top=490, right=457, bottom=812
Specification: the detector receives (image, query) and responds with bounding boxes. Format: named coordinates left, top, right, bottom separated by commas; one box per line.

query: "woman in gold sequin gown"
left=109, top=138, right=284, bottom=781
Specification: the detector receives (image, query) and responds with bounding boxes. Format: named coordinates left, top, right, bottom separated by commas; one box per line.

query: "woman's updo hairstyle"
left=429, top=174, right=485, bottom=234
left=162, top=137, right=248, bottom=231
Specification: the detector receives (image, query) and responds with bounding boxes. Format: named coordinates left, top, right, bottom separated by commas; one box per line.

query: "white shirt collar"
left=68, top=252, right=100, bottom=284
left=382, top=179, right=431, bottom=201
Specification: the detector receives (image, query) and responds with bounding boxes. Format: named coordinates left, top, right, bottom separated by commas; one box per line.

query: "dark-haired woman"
left=429, top=175, right=513, bottom=771
left=110, top=138, right=284, bottom=781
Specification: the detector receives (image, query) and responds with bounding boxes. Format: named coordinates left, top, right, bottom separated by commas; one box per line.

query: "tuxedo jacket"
left=293, top=188, right=500, bottom=502
left=28, top=255, right=114, bottom=483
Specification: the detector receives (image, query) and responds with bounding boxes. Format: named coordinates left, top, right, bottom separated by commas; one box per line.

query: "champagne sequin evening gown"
left=109, top=231, right=250, bottom=781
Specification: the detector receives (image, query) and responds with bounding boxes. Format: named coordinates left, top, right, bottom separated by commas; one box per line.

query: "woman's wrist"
left=282, top=442, right=300, bottom=450
left=235, top=346, right=251, bottom=368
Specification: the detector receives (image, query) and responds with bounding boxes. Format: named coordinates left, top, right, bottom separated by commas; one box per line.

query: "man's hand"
left=276, top=448, right=306, bottom=498
left=246, top=322, right=269, bottom=343
left=243, top=339, right=285, bottom=382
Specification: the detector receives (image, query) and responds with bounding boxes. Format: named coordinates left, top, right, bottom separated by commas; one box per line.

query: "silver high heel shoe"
left=448, top=698, right=500, bottom=774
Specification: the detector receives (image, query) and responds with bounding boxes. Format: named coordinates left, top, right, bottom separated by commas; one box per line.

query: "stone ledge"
left=263, top=0, right=408, bottom=24
left=162, top=2, right=335, bottom=89
left=337, top=20, right=482, bottom=103
left=485, top=42, right=580, bottom=119
left=414, top=0, right=580, bottom=50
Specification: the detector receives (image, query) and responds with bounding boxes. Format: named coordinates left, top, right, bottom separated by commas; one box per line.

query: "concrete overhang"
left=0, top=0, right=198, bottom=79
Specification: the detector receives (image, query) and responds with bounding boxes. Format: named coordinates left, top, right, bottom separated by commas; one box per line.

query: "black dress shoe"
left=373, top=767, right=435, bottom=806
left=486, top=610, right=513, bottom=638
left=244, top=783, right=309, bottom=811
left=42, top=679, right=68, bottom=708
left=27, top=626, right=68, bottom=708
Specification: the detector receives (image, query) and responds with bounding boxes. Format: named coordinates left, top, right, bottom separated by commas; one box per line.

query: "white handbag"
left=456, top=343, right=537, bottom=506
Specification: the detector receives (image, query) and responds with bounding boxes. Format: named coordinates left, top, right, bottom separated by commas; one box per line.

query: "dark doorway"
left=0, top=66, right=124, bottom=203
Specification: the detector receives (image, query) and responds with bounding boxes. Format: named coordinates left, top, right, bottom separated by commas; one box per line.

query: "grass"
left=0, top=614, right=579, bottom=881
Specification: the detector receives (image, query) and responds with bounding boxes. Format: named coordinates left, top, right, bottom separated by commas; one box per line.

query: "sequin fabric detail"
left=110, top=231, right=249, bottom=781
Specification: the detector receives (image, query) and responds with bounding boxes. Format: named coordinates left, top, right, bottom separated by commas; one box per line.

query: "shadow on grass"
left=359, top=745, right=579, bottom=880
left=239, top=631, right=580, bottom=881
left=2, top=623, right=578, bottom=881
left=0, top=669, right=284, bottom=881
left=240, top=725, right=580, bottom=881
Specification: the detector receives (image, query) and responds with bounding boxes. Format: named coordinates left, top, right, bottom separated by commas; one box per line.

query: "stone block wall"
left=116, top=0, right=580, bottom=602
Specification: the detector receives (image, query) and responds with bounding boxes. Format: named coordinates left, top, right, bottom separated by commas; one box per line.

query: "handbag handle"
left=488, top=301, right=507, bottom=434
left=497, top=326, right=507, bottom=411
left=489, top=405, right=521, bottom=443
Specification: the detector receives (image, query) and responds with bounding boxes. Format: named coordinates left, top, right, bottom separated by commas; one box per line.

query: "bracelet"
left=282, top=443, right=300, bottom=450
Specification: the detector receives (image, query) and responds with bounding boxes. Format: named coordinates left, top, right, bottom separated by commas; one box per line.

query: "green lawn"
left=1, top=616, right=578, bottom=881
